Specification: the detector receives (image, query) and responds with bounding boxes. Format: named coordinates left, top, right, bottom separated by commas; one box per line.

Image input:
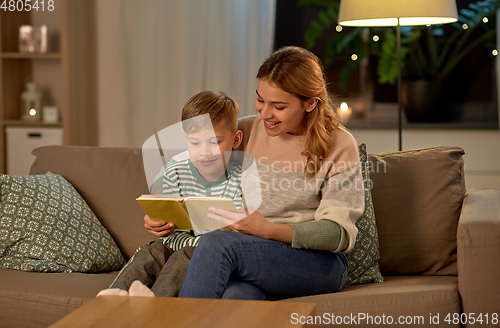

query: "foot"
left=97, top=288, right=129, bottom=297
left=128, top=280, right=155, bottom=297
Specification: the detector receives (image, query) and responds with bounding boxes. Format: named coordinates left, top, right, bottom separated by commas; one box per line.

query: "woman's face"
left=255, top=79, right=315, bottom=136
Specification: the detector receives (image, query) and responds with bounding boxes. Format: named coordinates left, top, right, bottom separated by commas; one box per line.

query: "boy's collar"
left=187, top=158, right=232, bottom=187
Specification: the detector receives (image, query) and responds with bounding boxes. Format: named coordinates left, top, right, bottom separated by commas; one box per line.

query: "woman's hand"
left=143, top=214, right=175, bottom=238
left=207, top=208, right=293, bottom=243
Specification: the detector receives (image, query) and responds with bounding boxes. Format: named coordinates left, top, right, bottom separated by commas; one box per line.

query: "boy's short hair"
left=181, top=91, right=239, bottom=134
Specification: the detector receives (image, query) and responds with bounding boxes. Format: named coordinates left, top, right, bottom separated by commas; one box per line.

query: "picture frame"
left=43, top=106, right=59, bottom=123
left=19, top=25, right=48, bottom=53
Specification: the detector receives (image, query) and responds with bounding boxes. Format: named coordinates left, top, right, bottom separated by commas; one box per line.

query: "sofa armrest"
left=457, top=189, right=500, bottom=318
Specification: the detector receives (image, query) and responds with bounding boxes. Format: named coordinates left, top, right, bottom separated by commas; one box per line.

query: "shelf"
left=1, top=52, right=61, bottom=59
left=3, top=120, right=63, bottom=127
left=0, top=0, right=97, bottom=173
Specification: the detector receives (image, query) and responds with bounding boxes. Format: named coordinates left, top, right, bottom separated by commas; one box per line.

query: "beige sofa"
left=0, top=145, right=498, bottom=328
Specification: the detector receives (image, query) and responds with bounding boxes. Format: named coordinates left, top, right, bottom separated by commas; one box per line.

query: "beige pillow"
left=30, top=146, right=153, bottom=259
left=368, top=146, right=465, bottom=275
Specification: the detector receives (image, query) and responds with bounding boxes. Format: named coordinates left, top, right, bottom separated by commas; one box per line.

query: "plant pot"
left=402, top=80, right=449, bottom=123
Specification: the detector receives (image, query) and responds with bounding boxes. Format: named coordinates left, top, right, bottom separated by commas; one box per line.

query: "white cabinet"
left=6, top=126, right=63, bottom=175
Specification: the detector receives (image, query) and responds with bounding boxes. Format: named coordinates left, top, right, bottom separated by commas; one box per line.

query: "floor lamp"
left=338, top=0, right=458, bottom=151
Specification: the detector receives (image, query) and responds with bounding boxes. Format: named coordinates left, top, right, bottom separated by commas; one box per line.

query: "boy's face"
left=185, top=121, right=242, bottom=182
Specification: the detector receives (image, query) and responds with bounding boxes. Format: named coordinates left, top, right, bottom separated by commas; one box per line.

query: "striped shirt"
left=161, top=157, right=243, bottom=251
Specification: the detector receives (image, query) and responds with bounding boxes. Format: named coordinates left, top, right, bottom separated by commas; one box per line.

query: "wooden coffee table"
left=49, top=296, right=316, bottom=328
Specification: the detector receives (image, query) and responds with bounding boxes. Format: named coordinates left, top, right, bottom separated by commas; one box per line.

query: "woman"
left=145, top=46, right=365, bottom=300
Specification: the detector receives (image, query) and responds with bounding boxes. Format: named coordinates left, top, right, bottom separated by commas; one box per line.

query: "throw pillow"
left=0, top=172, right=126, bottom=273
left=30, top=146, right=152, bottom=259
left=344, top=144, right=384, bottom=286
left=368, top=146, right=465, bottom=276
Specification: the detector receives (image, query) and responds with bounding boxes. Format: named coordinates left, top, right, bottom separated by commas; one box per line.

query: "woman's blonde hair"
left=256, top=46, right=339, bottom=177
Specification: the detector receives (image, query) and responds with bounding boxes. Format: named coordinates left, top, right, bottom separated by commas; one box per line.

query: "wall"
left=351, top=129, right=500, bottom=190
left=93, top=2, right=499, bottom=191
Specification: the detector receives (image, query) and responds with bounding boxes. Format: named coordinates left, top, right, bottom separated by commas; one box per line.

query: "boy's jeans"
left=179, top=230, right=348, bottom=300
left=109, top=239, right=195, bottom=297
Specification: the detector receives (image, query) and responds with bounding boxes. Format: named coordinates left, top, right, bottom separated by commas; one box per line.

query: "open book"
left=136, top=195, right=238, bottom=234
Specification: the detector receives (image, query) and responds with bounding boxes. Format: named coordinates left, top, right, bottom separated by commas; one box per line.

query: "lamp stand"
left=397, top=18, right=402, bottom=151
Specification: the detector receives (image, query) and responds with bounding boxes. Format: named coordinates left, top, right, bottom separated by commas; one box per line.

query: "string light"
left=351, top=54, right=358, bottom=61
left=373, top=35, right=379, bottom=42
left=29, top=109, right=37, bottom=116
left=336, top=25, right=343, bottom=32
left=493, top=49, right=498, bottom=56
left=462, top=24, right=468, bottom=30
left=483, top=17, right=489, bottom=23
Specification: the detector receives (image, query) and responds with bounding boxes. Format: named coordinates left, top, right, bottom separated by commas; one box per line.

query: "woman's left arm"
left=312, top=164, right=365, bottom=252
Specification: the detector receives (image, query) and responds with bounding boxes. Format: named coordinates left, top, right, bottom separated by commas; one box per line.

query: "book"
left=136, top=195, right=238, bottom=234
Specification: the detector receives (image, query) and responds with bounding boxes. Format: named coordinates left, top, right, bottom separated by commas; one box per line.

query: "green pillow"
left=0, top=172, right=125, bottom=273
left=344, top=144, right=384, bottom=286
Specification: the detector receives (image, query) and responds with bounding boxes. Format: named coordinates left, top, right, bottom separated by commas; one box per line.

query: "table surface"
left=49, top=296, right=316, bottom=328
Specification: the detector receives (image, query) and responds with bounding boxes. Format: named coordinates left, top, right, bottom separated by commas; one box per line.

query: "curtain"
left=96, top=0, right=276, bottom=147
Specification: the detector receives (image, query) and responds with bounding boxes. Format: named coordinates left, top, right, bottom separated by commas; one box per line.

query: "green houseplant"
left=301, top=0, right=499, bottom=121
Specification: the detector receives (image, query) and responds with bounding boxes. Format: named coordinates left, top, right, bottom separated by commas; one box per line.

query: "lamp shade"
left=338, top=0, right=458, bottom=27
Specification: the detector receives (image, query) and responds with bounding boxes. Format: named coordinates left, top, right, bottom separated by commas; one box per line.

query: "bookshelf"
left=0, top=0, right=96, bottom=173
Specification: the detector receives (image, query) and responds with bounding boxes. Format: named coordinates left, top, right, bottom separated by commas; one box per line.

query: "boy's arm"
left=162, top=231, right=201, bottom=252
left=150, top=169, right=178, bottom=195
left=162, top=169, right=183, bottom=197
left=149, top=166, right=165, bottom=193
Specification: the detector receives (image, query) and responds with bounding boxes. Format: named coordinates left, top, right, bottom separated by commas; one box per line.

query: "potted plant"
left=301, top=0, right=499, bottom=121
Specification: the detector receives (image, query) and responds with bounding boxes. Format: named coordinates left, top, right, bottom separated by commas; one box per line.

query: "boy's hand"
left=143, top=215, right=175, bottom=237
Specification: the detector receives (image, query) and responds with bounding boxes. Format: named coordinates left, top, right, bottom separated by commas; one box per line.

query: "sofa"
left=0, top=144, right=498, bottom=328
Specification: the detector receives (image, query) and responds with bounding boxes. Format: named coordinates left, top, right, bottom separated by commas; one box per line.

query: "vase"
left=402, top=80, right=449, bottom=123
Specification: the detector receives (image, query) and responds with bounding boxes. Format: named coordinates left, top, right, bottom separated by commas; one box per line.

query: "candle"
left=21, top=82, right=42, bottom=121
left=337, top=102, right=352, bottom=124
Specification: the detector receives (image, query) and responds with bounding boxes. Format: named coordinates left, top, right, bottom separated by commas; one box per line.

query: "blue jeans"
left=178, top=230, right=348, bottom=300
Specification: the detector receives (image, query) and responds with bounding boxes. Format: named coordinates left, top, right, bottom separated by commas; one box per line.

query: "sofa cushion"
left=345, top=144, right=383, bottom=286
left=283, top=276, right=460, bottom=328
left=0, top=172, right=125, bottom=273
left=0, top=268, right=117, bottom=328
left=30, top=146, right=154, bottom=259
left=368, top=147, right=465, bottom=276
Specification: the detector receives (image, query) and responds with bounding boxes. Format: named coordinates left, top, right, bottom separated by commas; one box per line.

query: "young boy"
left=157, top=91, right=244, bottom=251
left=98, top=91, right=243, bottom=297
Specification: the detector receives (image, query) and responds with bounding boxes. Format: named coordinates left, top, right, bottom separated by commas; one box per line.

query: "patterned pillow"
left=344, top=144, right=384, bottom=286
left=0, top=172, right=126, bottom=273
